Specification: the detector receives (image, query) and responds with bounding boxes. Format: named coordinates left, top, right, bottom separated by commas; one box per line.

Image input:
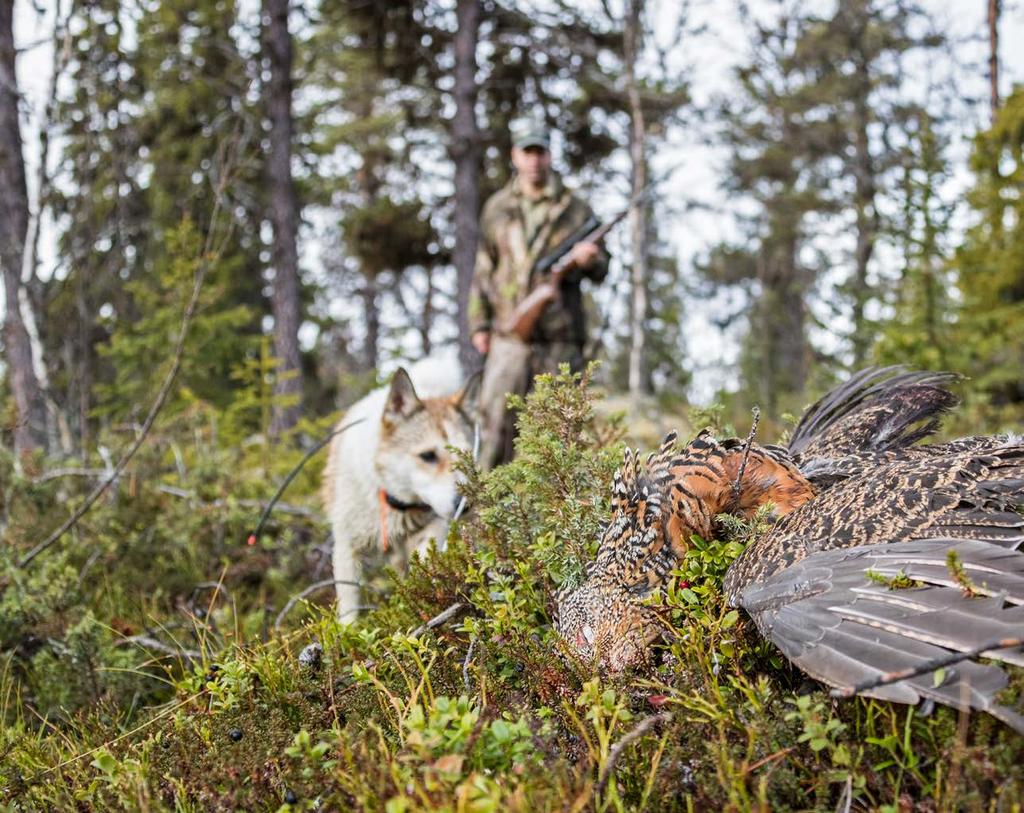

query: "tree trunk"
left=625, top=0, right=648, bottom=400
left=76, top=266, right=91, bottom=454
left=421, top=270, right=433, bottom=355
left=361, top=272, right=380, bottom=372
left=452, top=0, right=481, bottom=372
left=988, top=0, right=1000, bottom=118
left=263, top=0, right=303, bottom=438
left=850, top=56, right=877, bottom=366
left=0, top=0, right=46, bottom=454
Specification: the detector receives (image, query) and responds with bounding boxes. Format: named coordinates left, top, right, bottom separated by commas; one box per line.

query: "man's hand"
left=566, top=240, right=600, bottom=270
left=471, top=330, right=491, bottom=355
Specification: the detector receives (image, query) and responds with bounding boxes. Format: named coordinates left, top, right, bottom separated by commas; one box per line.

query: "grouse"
left=556, top=367, right=1024, bottom=732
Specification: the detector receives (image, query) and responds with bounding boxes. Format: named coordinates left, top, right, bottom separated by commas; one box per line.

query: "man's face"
left=511, top=144, right=552, bottom=186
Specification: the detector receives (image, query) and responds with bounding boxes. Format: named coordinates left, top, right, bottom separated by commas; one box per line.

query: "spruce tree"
left=48, top=0, right=145, bottom=448
left=874, top=109, right=956, bottom=371
left=128, top=0, right=264, bottom=413
left=702, top=7, right=833, bottom=413
left=956, top=88, right=1024, bottom=412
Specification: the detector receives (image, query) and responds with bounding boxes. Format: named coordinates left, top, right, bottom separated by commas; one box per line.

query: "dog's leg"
left=332, top=529, right=361, bottom=622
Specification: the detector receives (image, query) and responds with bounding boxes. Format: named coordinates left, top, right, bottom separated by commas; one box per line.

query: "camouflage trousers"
left=478, top=334, right=584, bottom=471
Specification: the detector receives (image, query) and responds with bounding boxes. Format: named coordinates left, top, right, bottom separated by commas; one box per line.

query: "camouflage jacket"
left=468, top=173, right=609, bottom=347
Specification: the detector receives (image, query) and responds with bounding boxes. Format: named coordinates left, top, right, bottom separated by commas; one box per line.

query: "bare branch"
left=273, top=578, right=365, bottom=631
left=157, top=484, right=322, bottom=520
left=245, top=418, right=364, bottom=545
left=409, top=602, right=467, bottom=640
left=462, top=635, right=478, bottom=693
left=830, top=634, right=1024, bottom=699
left=32, top=467, right=108, bottom=483
left=596, top=712, right=672, bottom=795
left=117, top=635, right=201, bottom=665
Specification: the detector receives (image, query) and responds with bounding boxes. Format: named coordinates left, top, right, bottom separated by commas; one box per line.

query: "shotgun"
left=500, top=184, right=656, bottom=343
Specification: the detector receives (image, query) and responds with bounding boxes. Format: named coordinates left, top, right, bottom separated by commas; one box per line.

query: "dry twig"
left=596, top=712, right=672, bottom=795
left=117, top=635, right=201, bottom=665
left=409, top=602, right=466, bottom=640
left=830, top=634, right=1024, bottom=699
left=273, top=578, right=364, bottom=631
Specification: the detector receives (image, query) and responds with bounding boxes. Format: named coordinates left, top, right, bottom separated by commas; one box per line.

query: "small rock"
left=284, top=788, right=298, bottom=804
left=298, top=642, right=323, bottom=670
left=228, top=728, right=243, bottom=742
left=679, top=760, right=697, bottom=792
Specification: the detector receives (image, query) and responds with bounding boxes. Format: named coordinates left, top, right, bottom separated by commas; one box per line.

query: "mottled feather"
left=556, top=367, right=1024, bottom=734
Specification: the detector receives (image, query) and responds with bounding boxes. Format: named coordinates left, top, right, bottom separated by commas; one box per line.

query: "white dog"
left=322, top=357, right=480, bottom=620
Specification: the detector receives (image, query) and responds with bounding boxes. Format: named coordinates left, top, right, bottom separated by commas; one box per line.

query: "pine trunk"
left=362, top=272, right=380, bottom=372
left=988, top=0, right=1000, bottom=117
left=264, top=0, right=303, bottom=438
left=625, top=0, right=648, bottom=400
left=452, top=0, right=481, bottom=372
left=421, top=271, right=434, bottom=355
left=0, top=0, right=47, bottom=454
left=850, top=57, right=877, bottom=366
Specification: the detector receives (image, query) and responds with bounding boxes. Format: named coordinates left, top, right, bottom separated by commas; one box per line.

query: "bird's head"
left=555, top=577, right=662, bottom=673
left=556, top=437, right=682, bottom=672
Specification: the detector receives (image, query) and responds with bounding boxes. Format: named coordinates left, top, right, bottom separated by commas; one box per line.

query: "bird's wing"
left=788, top=367, right=958, bottom=460
left=737, top=538, right=1024, bottom=733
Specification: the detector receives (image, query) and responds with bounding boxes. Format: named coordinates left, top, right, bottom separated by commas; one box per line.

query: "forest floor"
left=2, top=369, right=1023, bottom=812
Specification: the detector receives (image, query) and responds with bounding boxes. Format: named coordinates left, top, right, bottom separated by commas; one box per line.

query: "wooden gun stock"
left=497, top=184, right=655, bottom=344
left=501, top=255, right=575, bottom=342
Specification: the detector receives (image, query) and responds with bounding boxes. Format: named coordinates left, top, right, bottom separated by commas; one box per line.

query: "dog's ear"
left=454, top=370, right=483, bottom=417
left=384, top=367, right=421, bottom=420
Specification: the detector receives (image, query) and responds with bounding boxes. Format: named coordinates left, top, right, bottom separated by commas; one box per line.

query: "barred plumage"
left=556, top=367, right=1024, bottom=733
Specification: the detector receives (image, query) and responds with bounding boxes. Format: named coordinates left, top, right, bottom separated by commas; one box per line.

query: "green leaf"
left=91, top=752, right=118, bottom=776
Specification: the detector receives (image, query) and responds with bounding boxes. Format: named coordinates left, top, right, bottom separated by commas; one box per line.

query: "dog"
left=322, top=357, right=481, bottom=620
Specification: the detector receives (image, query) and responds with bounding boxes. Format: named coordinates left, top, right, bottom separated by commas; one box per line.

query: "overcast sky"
left=9, top=0, right=1024, bottom=401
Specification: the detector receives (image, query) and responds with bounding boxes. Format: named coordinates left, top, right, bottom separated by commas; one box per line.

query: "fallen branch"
left=274, top=578, right=363, bottom=631
left=117, top=635, right=201, bottom=665
left=32, top=467, right=108, bottom=484
left=157, top=485, right=322, bottom=520
left=409, top=602, right=466, bottom=640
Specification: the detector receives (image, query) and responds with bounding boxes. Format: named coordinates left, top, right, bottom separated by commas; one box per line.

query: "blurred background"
left=4, top=0, right=1024, bottom=456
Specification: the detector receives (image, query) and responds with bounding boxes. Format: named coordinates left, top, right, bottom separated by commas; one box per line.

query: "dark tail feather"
left=788, top=367, right=959, bottom=459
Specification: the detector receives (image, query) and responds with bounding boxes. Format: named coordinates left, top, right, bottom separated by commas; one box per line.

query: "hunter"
left=469, top=120, right=609, bottom=470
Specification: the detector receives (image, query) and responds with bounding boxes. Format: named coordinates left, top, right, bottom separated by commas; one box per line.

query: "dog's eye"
left=418, top=450, right=439, bottom=464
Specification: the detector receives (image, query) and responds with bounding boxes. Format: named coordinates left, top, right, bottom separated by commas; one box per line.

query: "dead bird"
left=557, top=367, right=1024, bottom=732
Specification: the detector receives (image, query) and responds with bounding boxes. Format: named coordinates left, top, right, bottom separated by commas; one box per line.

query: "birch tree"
left=0, top=0, right=46, bottom=454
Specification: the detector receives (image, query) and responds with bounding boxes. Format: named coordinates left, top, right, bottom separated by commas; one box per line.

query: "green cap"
left=511, top=118, right=550, bottom=150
